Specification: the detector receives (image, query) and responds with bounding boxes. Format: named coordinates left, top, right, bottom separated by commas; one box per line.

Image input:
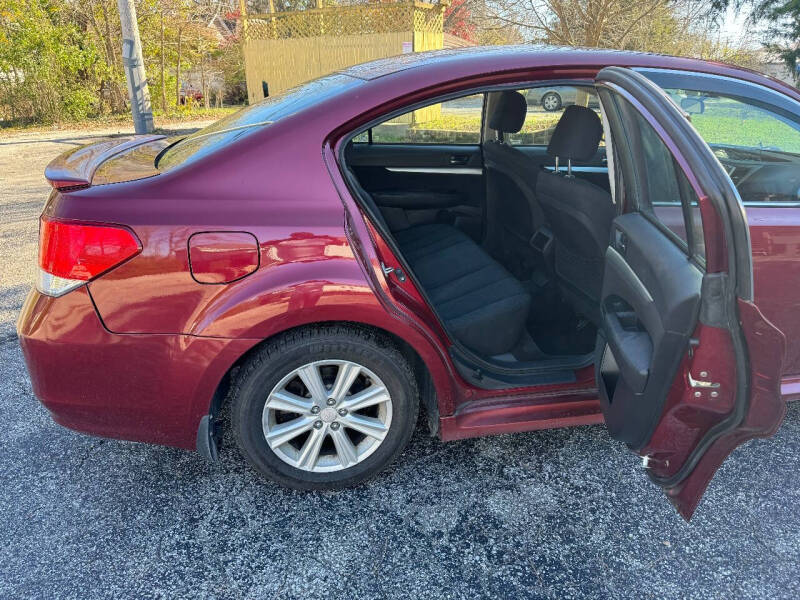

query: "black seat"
left=349, top=174, right=530, bottom=357
left=395, top=224, right=531, bottom=356
left=535, top=105, right=615, bottom=323
left=483, top=90, right=547, bottom=278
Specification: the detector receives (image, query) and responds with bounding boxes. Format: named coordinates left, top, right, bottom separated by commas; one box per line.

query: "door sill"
left=450, top=346, right=594, bottom=390
left=440, top=390, right=603, bottom=441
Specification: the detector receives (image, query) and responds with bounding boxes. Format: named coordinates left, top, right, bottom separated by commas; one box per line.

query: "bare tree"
left=483, top=0, right=708, bottom=51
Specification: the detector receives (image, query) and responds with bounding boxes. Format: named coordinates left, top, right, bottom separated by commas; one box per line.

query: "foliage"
left=751, top=1, right=800, bottom=81
left=1, top=0, right=245, bottom=125
left=444, top=0, right=477, bottom=42
left=0, top=0, right=111, bottom=123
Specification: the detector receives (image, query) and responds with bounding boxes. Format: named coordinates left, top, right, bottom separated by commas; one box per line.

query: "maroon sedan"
left=18, top=47, right=800, bottom=519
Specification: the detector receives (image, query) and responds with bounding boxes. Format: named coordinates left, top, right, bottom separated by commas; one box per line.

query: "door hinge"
left=380, top=262, right=406, bottom=282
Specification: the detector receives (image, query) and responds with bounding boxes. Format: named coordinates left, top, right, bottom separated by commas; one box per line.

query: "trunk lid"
left=44, top=135, right=168, bottom=191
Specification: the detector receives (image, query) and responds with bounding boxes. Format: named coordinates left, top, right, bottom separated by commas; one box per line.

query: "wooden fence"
left=242, top=2, right=446, bottom=104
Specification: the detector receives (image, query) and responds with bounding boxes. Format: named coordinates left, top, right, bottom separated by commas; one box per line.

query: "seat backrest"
left=483, top=91, right=546, bottom=274
left=535, top=105, right=615, bottom=311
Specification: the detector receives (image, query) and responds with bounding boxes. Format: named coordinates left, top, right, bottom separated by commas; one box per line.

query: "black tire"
left=231, top=325, right=418, bottom=490
left=541, top=91, right=563, bottom=112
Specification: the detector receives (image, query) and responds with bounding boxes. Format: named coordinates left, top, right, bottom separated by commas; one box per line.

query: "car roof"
left=338, top=45, right=800, bottom=101
left=340, top=45, right=630, bottom=80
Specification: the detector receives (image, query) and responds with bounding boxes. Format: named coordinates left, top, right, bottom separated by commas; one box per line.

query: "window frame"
left=353, top=92, right=488, bottom=146
left=348, top=79, right=599, bottom=149
left=639, top=67, right=800, bottom=207
left=602, top=88, right=707, bottom=266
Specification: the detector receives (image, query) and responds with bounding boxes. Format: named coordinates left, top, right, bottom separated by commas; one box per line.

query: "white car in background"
left=525, top=85, right=601, bottom=111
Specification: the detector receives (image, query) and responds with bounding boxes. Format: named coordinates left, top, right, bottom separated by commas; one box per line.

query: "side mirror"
left=680, top=96, right=706, bottom=114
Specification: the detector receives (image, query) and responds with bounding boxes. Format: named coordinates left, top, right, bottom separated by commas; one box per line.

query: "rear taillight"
left=37, top=216, right=141, bottom=297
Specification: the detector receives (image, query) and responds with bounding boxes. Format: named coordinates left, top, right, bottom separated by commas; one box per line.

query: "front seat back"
left=483, top=90, right=547, bottom=278
left=535, top=105, right=615, bottom=323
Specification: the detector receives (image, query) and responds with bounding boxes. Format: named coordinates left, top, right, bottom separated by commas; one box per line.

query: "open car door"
left=593, top=67, right=787, bottom=520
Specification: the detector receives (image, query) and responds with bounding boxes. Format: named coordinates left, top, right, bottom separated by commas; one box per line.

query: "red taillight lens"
left=39, top=216, right=141, bottom=281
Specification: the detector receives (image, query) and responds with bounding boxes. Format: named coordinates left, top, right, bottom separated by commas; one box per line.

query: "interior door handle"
left=449, top=155, right=470, bottom=165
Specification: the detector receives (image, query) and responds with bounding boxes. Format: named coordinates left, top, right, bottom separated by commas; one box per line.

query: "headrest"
left=546, top=105, right=603, bottom=161
left=488, top=91, right=527, bottom=134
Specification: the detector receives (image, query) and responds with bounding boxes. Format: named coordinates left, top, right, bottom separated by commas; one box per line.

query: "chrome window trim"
left=653, top=200, right=800, bottom=208
left=385, top=167, right=483, bottom=175
left=543, top=165, right=607, bottom=173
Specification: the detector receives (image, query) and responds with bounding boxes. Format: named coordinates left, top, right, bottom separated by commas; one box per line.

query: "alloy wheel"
left=542, top=92, right=562, bottom=112
left=261, top=360, right=393, bottom=473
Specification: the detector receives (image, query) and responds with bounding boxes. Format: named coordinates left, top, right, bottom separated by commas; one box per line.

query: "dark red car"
left=18, top=47, right=800, bottom=519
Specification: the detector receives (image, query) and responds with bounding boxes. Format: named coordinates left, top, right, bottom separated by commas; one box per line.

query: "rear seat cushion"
left=350, top=174, right=531, bottom=356
left=395, top=224, right=530, bottom=356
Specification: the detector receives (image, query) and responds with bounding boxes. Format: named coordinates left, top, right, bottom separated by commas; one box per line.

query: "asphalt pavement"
left=0, top=127, right=798, bottom=599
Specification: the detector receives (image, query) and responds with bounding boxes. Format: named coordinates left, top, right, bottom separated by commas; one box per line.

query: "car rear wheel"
left=232, top=326, right=418, bottom=489
left=541, top=91, right=563, bottom=112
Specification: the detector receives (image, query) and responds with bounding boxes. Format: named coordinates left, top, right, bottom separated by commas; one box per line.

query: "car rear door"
left=594, top=67, right=787, bottom=519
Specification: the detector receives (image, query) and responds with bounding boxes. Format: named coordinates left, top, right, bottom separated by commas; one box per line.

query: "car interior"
left=343, top=83, right=618, bottom=386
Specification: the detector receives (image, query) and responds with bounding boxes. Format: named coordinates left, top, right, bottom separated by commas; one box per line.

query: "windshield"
left=158, top=73, right=360, bottom=170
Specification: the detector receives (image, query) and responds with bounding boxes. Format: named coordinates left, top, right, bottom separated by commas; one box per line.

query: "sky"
left=719, top=5, right=760, bottom=48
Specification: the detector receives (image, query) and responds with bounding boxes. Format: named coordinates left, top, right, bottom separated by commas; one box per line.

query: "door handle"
left=615, top=229, right=627, bottom=255
left=449, top=154, right=470, bottom=165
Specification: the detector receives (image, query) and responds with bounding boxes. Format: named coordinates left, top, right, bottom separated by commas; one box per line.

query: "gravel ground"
left=1, top=127, right=798, bottom=599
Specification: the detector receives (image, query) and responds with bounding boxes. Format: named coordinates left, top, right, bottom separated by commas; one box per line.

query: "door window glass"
left=363, top=94, right=484, bottom=144
left=664, top=89, right=800, bottom=204
left=622, top=101, right=705, bottom=260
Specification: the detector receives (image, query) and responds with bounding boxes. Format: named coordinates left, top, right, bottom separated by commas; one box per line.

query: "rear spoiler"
left=44, top=134, right=165, bottom=191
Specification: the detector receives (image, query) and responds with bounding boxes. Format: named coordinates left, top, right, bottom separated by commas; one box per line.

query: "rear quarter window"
left=158, top=74, right=360, bottom=171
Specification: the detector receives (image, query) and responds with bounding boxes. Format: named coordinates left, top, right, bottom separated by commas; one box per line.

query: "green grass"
left=691, top=114, right=800, bottom=154
left=368, top=112, right=564, bottom=144
left=1, top=106, right=240, bottom=134
left=413, top=112, right=561, bottom=134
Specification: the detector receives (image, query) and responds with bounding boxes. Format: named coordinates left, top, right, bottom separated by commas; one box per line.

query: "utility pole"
left=117, top=0, right=154, bottom=133
left=160, top=11, right=167, bottom=112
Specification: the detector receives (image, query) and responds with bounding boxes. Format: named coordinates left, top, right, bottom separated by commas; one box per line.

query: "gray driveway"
left=1, top=128, right=798, bottom=599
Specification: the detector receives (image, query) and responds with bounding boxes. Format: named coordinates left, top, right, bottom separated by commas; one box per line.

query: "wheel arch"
left=198, top=320, right=449, bottom=453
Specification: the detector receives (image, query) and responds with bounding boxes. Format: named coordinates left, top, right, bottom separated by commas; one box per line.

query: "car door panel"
left=599, top=213, right=702, bottom=446
left=346, top=143, right=484, bottom=236
left=594, top=66, right=787, bottom=519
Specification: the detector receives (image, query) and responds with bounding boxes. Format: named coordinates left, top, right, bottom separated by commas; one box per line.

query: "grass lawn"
left=1, top=106, right=240, bottom=135
left=371, top=111, right=563, bottom=144
left=691, top=114, right=800, bottom=154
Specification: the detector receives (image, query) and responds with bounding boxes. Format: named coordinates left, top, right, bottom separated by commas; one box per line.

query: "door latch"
left=688, top=372, right=720, bottom=389
left=381, top=262, right=406, bottom=282
left=641, top=455, right=669, bottom=469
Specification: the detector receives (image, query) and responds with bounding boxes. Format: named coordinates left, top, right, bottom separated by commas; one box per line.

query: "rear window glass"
left=158, top=73, right=360, bottom=170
